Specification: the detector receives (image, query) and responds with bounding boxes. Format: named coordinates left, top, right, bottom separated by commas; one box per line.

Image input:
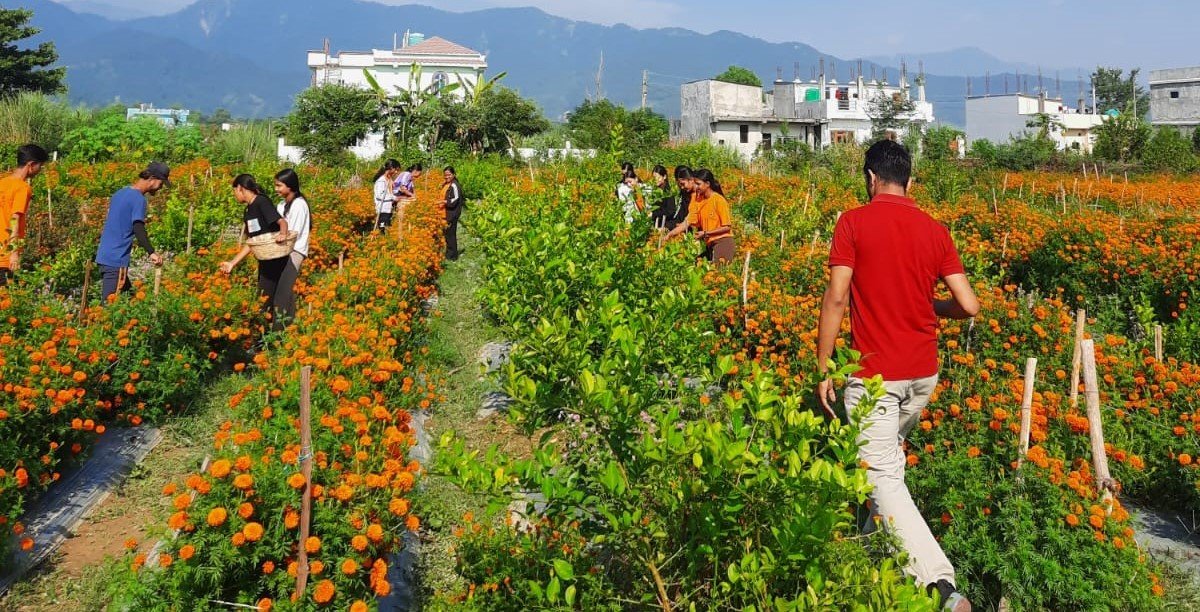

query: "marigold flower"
left=207, top=507, right=228, bottom=527
left=233, top=474, right=254, bottom=490
left=179, top=544, right=195, bottom=560
left=305, top=536, right=321, bottom=554
left=351, top=535, right=369, bottom=551
left=209, top=459, right=232, bottom=479
left=342, top=559, right=359, bottom=575
left=312, top=579, right=335, bottom=604
left=243, top=522, right=264, bottom=542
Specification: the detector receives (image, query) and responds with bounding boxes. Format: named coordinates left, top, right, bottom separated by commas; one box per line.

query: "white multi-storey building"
left=678, top=65, right=935, bottom=161
left=281, top=32, right=488, bottom=162
left=965, top=93, right=1106, bottom=153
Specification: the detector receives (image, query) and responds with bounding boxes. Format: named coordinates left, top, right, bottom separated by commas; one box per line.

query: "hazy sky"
left=64, top=0, right=1193, bottom=70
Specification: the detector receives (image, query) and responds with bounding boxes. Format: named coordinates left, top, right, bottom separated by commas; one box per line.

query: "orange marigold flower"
left=350, top=601, right=369, bottom=612
left=341, top=559, right=359, bottom=575
left=238, top=502, right=254, bottom=519
left=231, top=532, right=247, bottom=547
left=162, top=483, right=177, bottom=496
left=209, top=459, right=232, bottom=479
left=312, top=579, right=335, bottom=604
left=159, top=553, right=173, bottom=568
left=967, top=446, right=981, bottom=458
left=179, top=544, right=195, bottom=560
left=256, top=598, right=272, bottom=612
left=351, top=534, right=369, bottom=551
left=305, top=536, right=321, bottom=554
left=233, top=474, right=254, bottom=490
left=1180, top=453, right=1193, bottom=466
left=288, top=473, right=307, bottom=489
left=125, top=537, right=138, bottom=550
left=366, top=523, right=384, bottom=543
left=207, top=507, right=228, bottom=527
left=406, top=515, right=420, bottom=531
left=173, top=493, right=193, bottom=511
left=243, top=522, right=264, bottom=542
left=1065, top=514, right=1080, bottom=527
left=1090, top=514, right=1105, bottom=529
left=19, top=537, right=34, bottom=551
left=262, top=560, right=276, bottom=574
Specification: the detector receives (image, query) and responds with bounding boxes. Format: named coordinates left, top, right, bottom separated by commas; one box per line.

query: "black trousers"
left=99, top=264, right=133, bottom=303
left=377, top=212, right=394, bottom=231
left=257, top=256, right=289, bottom=330
left=444, top=209, right=461, bottom=260
left=274, top=252, right=304, bottom=329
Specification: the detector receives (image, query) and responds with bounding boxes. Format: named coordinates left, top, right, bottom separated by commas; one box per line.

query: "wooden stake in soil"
left=779, top=230, right=786, bottom=250
left=740, top=251, right=752, bottom=326
left=1070, top=309, right=1085, bottom=408
left=79, top=261, right=92, bottom=316
left=1080, top=339, right=1114, bottom=501
left=47, top=189, right=53, bottom=231
left=338, top=252, right=345, bottom=273
left=1018, top=358, right=1037, bottom=467
left=1002, top=173, right=1009, bottom=195
left=1154, top=324, right=1163, bottom=362
left=186, top=204, right=195, bottom=254
left=294, top=366, right=315, bottom=601
left=153, top=268, right=162, bottom=296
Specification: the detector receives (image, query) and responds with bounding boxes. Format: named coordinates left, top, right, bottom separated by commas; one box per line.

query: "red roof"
left=403, top=37, right=483, bottom=57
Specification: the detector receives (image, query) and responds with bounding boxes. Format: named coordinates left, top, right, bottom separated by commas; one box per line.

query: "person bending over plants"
left=94, top=161, right=167, bottom=302
left=372, top=158, right=401, bottom=231
left=0, top=144, right=48, bottom=284
left=666, top=168, right=734, bottom=264
left=218, top=174, right=291, bottom=328
left=816, top=140, right=980, bottom=612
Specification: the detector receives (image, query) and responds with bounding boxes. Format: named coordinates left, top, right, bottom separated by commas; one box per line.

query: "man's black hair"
left=863, top=139, right=912, bottom=187
left=16, top=144, right=48, bottom=167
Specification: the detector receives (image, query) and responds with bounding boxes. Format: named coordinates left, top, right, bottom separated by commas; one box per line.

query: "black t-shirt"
left=244, top=194, right=282, bottom=238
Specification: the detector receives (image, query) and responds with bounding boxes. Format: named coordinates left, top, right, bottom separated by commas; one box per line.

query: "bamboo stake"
left=1018, top=358, right=1037, bottom=466
left=338, top=252, right=344, bottom=273
left=294, top=366, right=314, bottom=601
left=186, top=204, right=195, bottom=254
left=1154, top=324, right=1163, bottom=362
left=1070, top=309, right=1085, bottom=408
left=1002, top=173, right=1009, bottom=195
left=1081, top=339, right=1114, bottom=502
left=991, top=188, right=998, bottom=215
left=79, top=261, right=92, bottom=316
left=47, top=189, right=53, bottom=231
left=153, top=268, right=162, bottom=296
left=779, top=230, right=785, bottom=250
left=740, top=251, right=752, bottom=326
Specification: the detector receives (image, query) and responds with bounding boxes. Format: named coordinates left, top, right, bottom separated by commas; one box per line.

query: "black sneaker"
left=928, top=580, right=972, bottom=612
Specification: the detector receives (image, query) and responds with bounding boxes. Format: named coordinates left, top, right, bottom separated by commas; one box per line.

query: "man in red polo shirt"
left=816, top=140, right=979, bottom=612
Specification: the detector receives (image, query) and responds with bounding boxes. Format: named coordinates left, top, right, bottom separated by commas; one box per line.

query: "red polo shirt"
left=828, top=193, right=964, bottom=380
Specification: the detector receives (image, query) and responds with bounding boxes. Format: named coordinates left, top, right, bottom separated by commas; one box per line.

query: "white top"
left=278, top=196, right=311, bottom=257
left=616, top=182, right=640, bottom=223
left=374, top=176, right=395, bottom=214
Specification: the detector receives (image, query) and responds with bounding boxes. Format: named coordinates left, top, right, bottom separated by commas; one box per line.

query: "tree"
left=0, top=8, right=65, bottom=96
left=1025, top=113, right=1063, bottom=140
left=1141, top=127, right=1197, bottom=173
left=566, top=99, right=667, bottom=159
left=714, top=65, right=761, bottom=88
left=283, top=84, right=377, bottom=165
left=1192, top=127, right=1200, bottom=153
left=866, top=85, right=917, bottom=142
left=921, top=125, right=964, bottom=161
left=363, top=64, right=460, bottom=152
left=1093, top=107, right=1150, bottom=162
left=477, top=86, right=549, bottom=152
left=1092, top=67, right=1149, bottom=118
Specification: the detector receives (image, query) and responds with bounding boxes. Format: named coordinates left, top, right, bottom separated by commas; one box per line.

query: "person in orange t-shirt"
left=0, top=144, right=49, bottom=284
left=668, top=168, right=734, bottom=264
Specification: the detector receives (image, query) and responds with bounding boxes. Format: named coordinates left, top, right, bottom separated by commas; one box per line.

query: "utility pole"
left=641, top=69, right=648, bottom=109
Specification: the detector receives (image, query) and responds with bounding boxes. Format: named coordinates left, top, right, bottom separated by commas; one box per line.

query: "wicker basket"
left=246, top=231, right=298, bottom=261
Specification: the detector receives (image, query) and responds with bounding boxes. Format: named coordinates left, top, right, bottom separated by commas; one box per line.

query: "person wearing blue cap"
left=95, top=161, right=168, bottom=302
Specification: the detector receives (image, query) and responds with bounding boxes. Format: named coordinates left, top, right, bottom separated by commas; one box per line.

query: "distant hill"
left=19, top=0, right=1044, bottom=125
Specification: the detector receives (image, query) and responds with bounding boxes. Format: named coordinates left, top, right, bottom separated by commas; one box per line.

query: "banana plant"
left=363, top=63, right=461, bottom=150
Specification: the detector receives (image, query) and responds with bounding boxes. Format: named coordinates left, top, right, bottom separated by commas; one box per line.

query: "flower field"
left=434, top=158, right=1199, bottom=610
left=2, top=151, right=1199, bottom=610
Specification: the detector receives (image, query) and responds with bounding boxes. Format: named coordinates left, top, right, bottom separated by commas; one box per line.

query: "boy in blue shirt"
left=95, top=162, right=168, bottom=302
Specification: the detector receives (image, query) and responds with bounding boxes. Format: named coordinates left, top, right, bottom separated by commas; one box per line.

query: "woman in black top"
left=441, top=166, right=465, bottom=261
left=219, top=174, right=291, bottom=324
left=652, top=165, right=694, bottom=230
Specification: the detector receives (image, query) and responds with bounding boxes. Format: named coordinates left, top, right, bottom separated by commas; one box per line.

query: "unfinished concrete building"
left=1150, top=67, right=1200, bottom=134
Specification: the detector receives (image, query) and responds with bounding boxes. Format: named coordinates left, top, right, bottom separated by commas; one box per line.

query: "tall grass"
left=0, top=92, right=91, bottom=157
left=205, top=121, right=279, bottom=165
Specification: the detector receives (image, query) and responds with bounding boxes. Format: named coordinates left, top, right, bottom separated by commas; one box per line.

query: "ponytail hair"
left=372, top=158, right=401, bottom=183
left=231, top=173, right=266, bottom=196
left=407, top=163, right=423, bottom=172
left=674, top=165, right=693, bottom=180
left=692, top=168, right=724, bottom=196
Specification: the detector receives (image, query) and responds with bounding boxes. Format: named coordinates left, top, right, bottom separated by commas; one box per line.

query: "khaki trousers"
left=843, top=374, right=956, bottom=588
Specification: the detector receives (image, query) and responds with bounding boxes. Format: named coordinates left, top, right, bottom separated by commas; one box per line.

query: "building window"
left=1171, top=91, right=1180, bottom=99
left=432, top=71, right=449, bottom=92
left=718, top=139, right=725, bottom=145
left=762, top=132, right=772, bottom=150
left=739, top=124, right=750, bottom=144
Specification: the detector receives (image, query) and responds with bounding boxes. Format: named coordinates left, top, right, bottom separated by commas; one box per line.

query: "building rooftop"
left=402, top=36, right=483, bottom=57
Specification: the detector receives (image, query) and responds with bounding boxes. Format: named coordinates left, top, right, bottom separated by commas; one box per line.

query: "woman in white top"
left=372, top=158, right=401, bottom=231
left=272, top=168, right=311, bottom=329
left=616, top=170, right=645, bottom=223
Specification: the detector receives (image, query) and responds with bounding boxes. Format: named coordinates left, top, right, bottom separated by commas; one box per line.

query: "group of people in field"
left=372, top=161, right=464, bottom=260
left=0, top=145, right=464, bottom=338
left=618, top=142, right=978, bottom=612
left=1, top=137, right=976, bottom=610
left=616, top=163, right=735, bottom=264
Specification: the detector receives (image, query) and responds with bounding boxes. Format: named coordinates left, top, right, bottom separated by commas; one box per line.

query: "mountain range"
left=18, top=0, right=1048, bottom=126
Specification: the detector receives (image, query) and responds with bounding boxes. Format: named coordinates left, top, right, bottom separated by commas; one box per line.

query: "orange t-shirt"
left=0, top=175, right=31, bottom=268
left=687, top=191, right=732, bottom=245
